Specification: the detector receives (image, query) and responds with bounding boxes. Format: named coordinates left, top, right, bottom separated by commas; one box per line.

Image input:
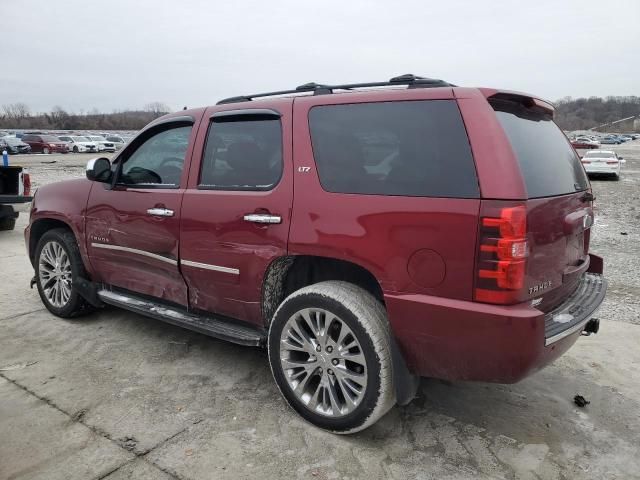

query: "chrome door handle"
left=147, top=208, right=174, bottom=217
left=243, top=213, right=282, bottom=224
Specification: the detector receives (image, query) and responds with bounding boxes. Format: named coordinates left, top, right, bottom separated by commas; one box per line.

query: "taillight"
left=581, top=160, right=591, bottom=164
left=23, top=171, right=31, bottom=196
left=606, top=161, right=618, bottom=165
left=475, top=203, right=528, bottom=304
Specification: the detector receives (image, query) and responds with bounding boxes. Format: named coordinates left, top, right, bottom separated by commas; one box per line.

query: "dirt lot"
left=1, top=145, right=640, bottom=480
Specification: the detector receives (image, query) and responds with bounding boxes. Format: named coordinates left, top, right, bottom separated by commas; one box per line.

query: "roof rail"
left=216, top=74, right=454, bottom=105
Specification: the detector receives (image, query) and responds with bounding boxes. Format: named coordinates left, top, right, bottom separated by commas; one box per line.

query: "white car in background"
left=104, top=135, right=127, bottom=150
left=86, top=135, right=116, bottom=152
left=57, top=135, right=98, bottom=153
left=575, top=136, right=600, bottom=146
left=581, top=150, right=624, bottom=180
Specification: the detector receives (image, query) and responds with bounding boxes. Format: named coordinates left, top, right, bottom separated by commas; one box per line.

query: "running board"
left=97, top=289, right=266, bottom=347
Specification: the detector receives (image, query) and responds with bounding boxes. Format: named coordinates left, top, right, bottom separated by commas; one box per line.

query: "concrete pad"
left=102, top=459, right=175, bottom=480
left=0, top=376, right=133, bottom=480
left=0, top=215, right=43, bottom=320
left=0, top=305, right=270, bottom=455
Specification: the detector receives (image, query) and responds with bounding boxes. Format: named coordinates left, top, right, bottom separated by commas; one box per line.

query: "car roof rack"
left=216, top=74, right=454, bottom=105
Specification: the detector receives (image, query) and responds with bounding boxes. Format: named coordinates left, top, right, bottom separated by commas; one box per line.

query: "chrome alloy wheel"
left=279, top=308, right=368, bottom=417
left=38, top=241, right=72, bottom=308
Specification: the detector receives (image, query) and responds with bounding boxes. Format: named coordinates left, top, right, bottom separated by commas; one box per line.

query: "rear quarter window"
left=490, top=98, right=589, bottom=198
left=308, top=100, right=479, bottom=198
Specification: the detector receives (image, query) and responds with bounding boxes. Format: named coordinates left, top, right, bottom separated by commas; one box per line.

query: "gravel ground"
left=1, top=144, right=640, bottom=479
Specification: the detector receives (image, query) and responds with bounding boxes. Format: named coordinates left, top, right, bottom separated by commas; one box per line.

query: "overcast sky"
left=2, top=0, right=638, bottom=113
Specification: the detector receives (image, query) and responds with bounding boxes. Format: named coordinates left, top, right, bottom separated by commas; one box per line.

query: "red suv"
left=25, top=75, right=606, bottom=433
left=21, top=134, right=69, bottom=154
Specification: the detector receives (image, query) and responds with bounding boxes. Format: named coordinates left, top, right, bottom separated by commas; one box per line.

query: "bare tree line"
left=0, top=102, right=172, bottom=131
left=554, top=96, right=640, bottom=131
left=2, top=96, right=639, bottom=132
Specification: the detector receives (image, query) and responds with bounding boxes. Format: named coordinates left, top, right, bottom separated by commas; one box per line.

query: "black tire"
left=612, top=173, right=620, bottom=181
left=34, top=228, right=95, bottom=318
left=268, top=281, right=395, bottom=434
left=0, top=216, right=16, bottom=231
left=73, top=146, right=79, bottom=153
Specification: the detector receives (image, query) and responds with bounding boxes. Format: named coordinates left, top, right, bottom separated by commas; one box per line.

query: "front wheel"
left=268, top=281, right=395, bottom=434
left=35, top=228, right=94, bottom=318
left=43, top=147, right=50, bottom=154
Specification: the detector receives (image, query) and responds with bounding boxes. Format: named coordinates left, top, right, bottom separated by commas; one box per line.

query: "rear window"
left=308, top=100, right=479, bottom=198
left=585, top=151, right=614, bottom=158
left=490, top=98, right=588, bottom=198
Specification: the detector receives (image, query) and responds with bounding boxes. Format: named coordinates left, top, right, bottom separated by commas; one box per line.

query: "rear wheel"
left=73, top=146, right=79, bottom=153
left=35, top=229, right=94, bottom=318
left=0, top=216, right=16, bottom=231
left=268, top=281, right=395, bottom=434
left=43, top=147, right=50, bottom=154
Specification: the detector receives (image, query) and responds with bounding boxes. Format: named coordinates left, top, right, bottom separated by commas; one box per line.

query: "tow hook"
left=582, top=318, right=600, bottom=336
left=30, top=276, right=36, bottom=289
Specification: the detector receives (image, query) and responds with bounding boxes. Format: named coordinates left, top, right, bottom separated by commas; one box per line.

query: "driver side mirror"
left=86, top=157, right=112, bottom=183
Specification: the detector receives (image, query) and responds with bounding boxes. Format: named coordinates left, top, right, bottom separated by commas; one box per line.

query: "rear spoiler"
left=479, top=88, right=555, bottom=116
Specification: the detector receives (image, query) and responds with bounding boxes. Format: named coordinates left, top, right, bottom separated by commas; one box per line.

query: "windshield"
left=71, top=136, right=86, bottom=142
left=585, top=151, right=614, bottom=158
left=3, top=137, right=21, bottom=145
left=491, top=98, right=589, bottom=197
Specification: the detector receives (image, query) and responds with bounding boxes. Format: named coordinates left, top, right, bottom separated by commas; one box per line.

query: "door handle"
left=243, top=213, right=282, bottom=224
left=147, top=208, right=174, bottom=217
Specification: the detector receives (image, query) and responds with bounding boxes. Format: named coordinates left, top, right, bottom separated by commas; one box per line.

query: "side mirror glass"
left=86, top=157, right=112, bottom=183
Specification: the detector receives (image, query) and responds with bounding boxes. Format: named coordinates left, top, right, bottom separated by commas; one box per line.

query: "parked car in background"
left=26, top=75, right=606, bottom=433
left=571, top=137, right=599, bottom=149
left=0, top=163, right=31, bottom=231
left=22, top=134, right=69, bottom=154
left=575, top=136, right=599, bottom=147
left=0, top=137, right=31, bottom=154
left=104, top=135, right=126, bottom=150
left=600, top=136, right=622, bottom=145
left=581, top=150, right=623, bottom=179
left=86, top=135, right=116, bottom=152
left=57, top=136, right=98, bottom=153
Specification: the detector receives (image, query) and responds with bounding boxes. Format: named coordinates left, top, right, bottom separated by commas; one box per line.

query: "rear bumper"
left=585, top=164, right=619, bottom=175
left=544, top=273, right=606, bottom=345
left=385, top=272, right=606, bottom=383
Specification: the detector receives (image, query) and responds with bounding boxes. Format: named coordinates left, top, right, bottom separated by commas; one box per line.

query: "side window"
left=308, top=100, right=479, bottom=198
left=199, top=115, right=282, bottom=191
left=119, top=125, right=192, bottom=187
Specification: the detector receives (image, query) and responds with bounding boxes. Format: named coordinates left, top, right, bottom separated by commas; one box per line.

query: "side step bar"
left=97, top=289, right=266, bottom=347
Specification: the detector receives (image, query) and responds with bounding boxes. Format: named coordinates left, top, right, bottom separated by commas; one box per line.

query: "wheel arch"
left=261, top=255, right=384, bottom=328
left=29, top=218, right=74, bottom=265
